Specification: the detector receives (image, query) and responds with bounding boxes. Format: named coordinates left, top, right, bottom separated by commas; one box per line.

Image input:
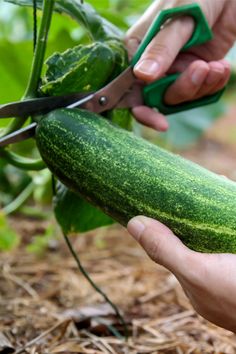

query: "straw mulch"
left=0, top=218, right=236, bottom=354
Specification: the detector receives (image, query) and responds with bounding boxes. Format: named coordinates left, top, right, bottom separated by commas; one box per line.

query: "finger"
left=205, top=61, right=225, bottom=85
left=197, top=60, right=231, bottom=97
left=193, top=60, right=229, bottom=98
left=218, top=59, right=231, bottom=86
left=169, top=52, right=202, bottom=74
left=125, top=1, right=165, bottom=58
left=220, top=59, right=231, bottom=78
left=127, top=216, right=194, bottom=275
left=165, top=60, right=210, bottom=105
left=132, top=106, right=169, bottom=131
left=133, top=16, right=194, bottom=83
left=186, top=60, right=231, bottom=101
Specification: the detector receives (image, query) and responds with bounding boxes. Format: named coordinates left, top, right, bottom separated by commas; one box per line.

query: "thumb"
left=127, top=216, right=191, bottom=275
left=133, top=16, right=194, bottom=82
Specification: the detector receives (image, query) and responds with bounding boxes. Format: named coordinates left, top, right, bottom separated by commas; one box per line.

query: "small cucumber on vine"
left=40, top=42, right=116, bottom=96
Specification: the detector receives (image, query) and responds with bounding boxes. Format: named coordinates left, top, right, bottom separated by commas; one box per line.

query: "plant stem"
left=3, top=182, right=34, bottom=215
left=63, top=233, right=129, bottom=339
left=33, top=0, right=38, bottom=52
left=3, top=0, right=55, bottom=136
left=25, top=0, right=55, bottom=99
left=0, top=149, right=46, bottom=171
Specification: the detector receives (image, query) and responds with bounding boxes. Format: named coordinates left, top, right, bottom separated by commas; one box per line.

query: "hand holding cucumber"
left=128, top=216, right=236, bottom=333
left=127, top=0, right=236, bottom=333
left=125, top=0, right=235, bottom=130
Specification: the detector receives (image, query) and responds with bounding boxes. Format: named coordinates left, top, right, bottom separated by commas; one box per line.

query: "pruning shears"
left=0, top=4, right=225, bottom=148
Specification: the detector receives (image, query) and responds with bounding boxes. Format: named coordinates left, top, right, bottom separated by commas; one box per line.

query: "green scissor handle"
left=131, top=3, right=225, bottom=115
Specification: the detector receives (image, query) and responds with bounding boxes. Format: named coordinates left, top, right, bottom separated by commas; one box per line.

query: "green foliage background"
left=0, top=0, right=150, bottom=146
left=0, top=0, right=152, bottom=249
left=0, top=0, right=235, bottom=250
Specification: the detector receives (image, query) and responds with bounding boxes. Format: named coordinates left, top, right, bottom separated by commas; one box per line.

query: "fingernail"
left=127, top=217, right=145, bottom=241
left=134, top=59, right=160, bottom=76
left=191, top=67, right=207, bottom=86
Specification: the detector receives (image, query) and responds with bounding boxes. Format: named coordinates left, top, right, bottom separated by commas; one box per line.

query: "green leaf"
left=5, top=0, right=123, bottom=41
left=0, top=163, right=32, bottom=206
left=54, top=182, right=114, bottom=234
left=159, top=102, right=226, bottom=149
left=0, top=212, right=19, bottom=250
left=0, top=39, right=32, bottom=105
left=41, top=42, right=115, bottom=95
left=108, top=108, right=133, bottom=131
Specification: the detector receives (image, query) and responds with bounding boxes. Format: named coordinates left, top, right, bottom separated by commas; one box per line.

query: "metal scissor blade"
left=0, top=92, right=93, bottom=119
left=0, top=67, right=137, bottom=147
left=0, top=94, right=96, bottom=146
left=116, top=83, right=144, bottom=108
left=0, top=66, right=136, bottom=120
left=0, top=123, right=37, bottom=147
left=74, top=67, right=137, bottom=114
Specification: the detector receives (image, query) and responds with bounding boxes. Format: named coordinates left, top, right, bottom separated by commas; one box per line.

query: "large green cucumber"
left=36, top=108, right=236, bottom=253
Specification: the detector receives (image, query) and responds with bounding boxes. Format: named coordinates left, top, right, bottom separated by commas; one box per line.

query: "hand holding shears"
left=0, top=4, right=226, bottom=147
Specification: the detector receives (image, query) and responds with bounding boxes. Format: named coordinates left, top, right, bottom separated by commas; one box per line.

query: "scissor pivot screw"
left=99, top=96, right=108, bottom=106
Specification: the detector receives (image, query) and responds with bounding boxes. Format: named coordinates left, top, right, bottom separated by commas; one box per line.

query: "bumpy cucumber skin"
left=36, top=108, right=236, bottom=253
left=40, top=42, right=115, bottom=96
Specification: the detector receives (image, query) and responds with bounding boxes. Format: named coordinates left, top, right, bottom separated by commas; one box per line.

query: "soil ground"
left=1, top=105, right=236, bottom=354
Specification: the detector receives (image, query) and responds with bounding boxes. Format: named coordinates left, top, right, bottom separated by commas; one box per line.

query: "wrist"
left=199, top=0, right=225, bottom=26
